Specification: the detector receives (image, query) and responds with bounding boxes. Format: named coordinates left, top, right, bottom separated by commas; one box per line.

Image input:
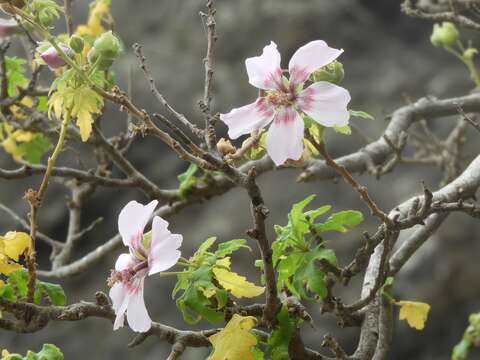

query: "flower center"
left=265, top=89, right=297, bottom=108
left=107, top=260, right=148, bottom=287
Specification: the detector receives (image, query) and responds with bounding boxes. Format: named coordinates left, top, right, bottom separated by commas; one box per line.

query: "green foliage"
left=173, top=237, right=254, bottom=324
left=333, top=125, right=351, bottom=135
left=30, top=0, right=63, bottom=28
left=49, top=70, right=105, bottom=141
left=267, top=306, right=295, bottom=360
left=18, top=133, right=53, bottom=164
left=349, top=110, right=374, bottom=121
left=270, top=195, right=362, bottom=300
left=0, top=269, right=66, bottom=305
left=5, top=57, right=28, bottom=97
left=177, top=164, right=199, bottom=199
left=452, top=312, right=480, bottom=360
left=2, top=344, right=63, bottom=360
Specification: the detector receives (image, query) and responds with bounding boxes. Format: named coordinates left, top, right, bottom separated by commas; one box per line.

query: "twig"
left=305, top=133, right=392, bottom=227
left=63, top=0, right=74, bottom=36
left=199, top=0, right=218, bottom=150
left=132, top=43, right=203, bottom=138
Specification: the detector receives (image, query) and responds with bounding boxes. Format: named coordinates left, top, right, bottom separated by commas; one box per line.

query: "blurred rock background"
left=0, top=0, right=479, bottom=359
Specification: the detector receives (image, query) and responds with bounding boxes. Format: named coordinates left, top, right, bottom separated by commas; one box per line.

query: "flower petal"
left=126, top=278, right=151, bottom=332
left=266, top=107, right=304, bottom=166
left=118, top=200, right=158, bottom=248
left=109, top=282, right=129, bottom=330
left=115, top=253, right=135, bottom=271
left=220, top=98, right=274, bottom=139
left=297, top=81, right=351, bottom=127
left=148, top=217, right=182, bottom=275
left=245, top=41, right=283, bottom=90
left=288, top=40, right=343, bottom=86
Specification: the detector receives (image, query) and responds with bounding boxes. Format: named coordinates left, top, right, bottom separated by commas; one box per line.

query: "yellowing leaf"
left=208, top=314, right=258, bottom=360
left=1, top=349, right=10, bottom=357
left=213, top=258, right=264, bottom=299
left=71, top=86, right=103, bottom=141
left=0, top=231, right=32, bottom=261
left=0, top=254, right=22, bottom=275
left=76, top=0, right=112, bottom=37
left=397, top=301, right=431, bottom=330
left=200, top=287, right=216, bottom=299
left=48, top=85, right=103, bottom=142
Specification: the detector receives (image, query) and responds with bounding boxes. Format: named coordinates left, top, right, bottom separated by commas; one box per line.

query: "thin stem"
left=26, top=111, right=72, bottom=302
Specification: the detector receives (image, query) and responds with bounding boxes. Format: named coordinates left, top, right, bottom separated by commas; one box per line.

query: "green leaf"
left=349, top=110, right=374, bottom=121
left=268, top=306, right=295, bottom=360
left=177, top=163, right=199, bottom=199
left=215, top=239, right=250, bottom=258
left=18, top=134, right=53, bottom=164
left=8, top=268, right=28, bottom=298
left=2, top=269, right=66, bottom=305
left=334, top=125, right=352, bottom=135
left=452, top=338, right=471, bottom=360
left=191, top=237, right=216, bottom=263
left=183, top=286, right=224, bottom=324
left=0, top=283, right=16, bottom=301
left=23, top=344, right=63, bottom=360
left=5, top=57, right=28, bottom=97
left=315, top=210, right=363, bottom=233
left=252, top=347, right=265, bottom=360
left=35, top=281, right=66, bottom=306
left=36, top=96, right=49, bottom=113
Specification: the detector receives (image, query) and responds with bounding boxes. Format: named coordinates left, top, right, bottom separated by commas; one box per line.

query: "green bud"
left=430, top=22, right=459, bottom=48
left=464, top=47, right=478, bottom=61
left=69, top=35, right=84, bottom=54
left=93, top=31, right=121, bottom=59
left=87, top=47, right=114, bottom=70
left=310, top=60, right=344, bottom=84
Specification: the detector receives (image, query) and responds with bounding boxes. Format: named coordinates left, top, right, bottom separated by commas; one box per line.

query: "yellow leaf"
left=71, top=86, right=103, bottom=142
left=0, top=254, right=22, bottom=275
left=200, top=287, right=216, bottom=299
left=12, top=130, right=34, bottom=142
left=213, top=258, right=264, bottom=299
left=1, top=349, right=10, bottom=357
left=216, top=257, right=231, bottom=269
left=10, top=96, right=34, bottom=120
left=0, top=231, right=32, bottom=261
left=208, top=314, right=258, bottom=360
left=75, top=0, right=111, bottom=38
left=76, top=108, right=94, bottom=142
left=397, top=301, right=431, bottom=330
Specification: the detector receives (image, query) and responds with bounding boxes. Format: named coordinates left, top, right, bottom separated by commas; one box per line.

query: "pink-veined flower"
left=108, top=200, right=182, bottom=333
left=39, top=45, right=71, bottom=70
left=220, top=40, right=351, bottom=165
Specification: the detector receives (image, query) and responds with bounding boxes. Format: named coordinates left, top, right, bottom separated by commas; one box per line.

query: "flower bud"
left=93, top=31, right=121, bottom=59
left=216, top=138, right=236, bottom=156
left=311, top=60, right=344, bottom=84
left=464, top=47, right=478, bottom=61
left=0, top=17, right=19, bottom=38
left=40, top=45, right=71, bottom=70
left=87, top=47, right=114, bottom=70
left=430, top=22, right=459, bottom=48
left=69, top=34, right=84, bottom=54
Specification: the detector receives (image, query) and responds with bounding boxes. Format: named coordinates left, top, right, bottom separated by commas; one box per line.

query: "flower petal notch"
left=108, top=200, right=183, bottom=333
left=220, top=40, right=350, bottom=166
